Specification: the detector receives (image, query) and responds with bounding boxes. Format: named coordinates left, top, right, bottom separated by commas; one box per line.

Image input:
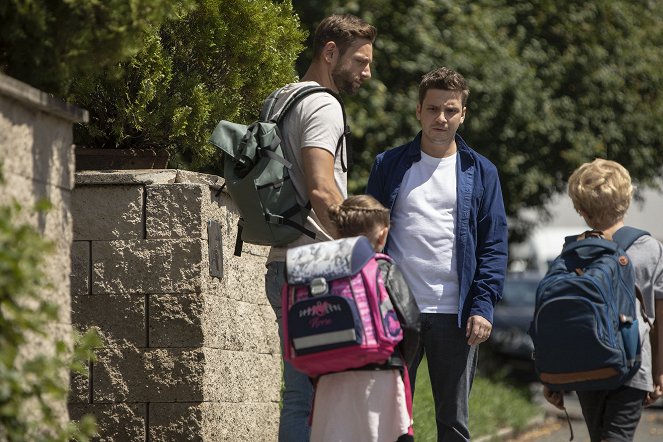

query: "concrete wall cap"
left=0, top=72, right=88, bottom=123
left=75, top=169, right=226, bottom=191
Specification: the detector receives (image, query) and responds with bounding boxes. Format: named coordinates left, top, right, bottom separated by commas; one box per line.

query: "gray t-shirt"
left=625, top=234, right=663, bottom=392
left=267, top=81, right=347, bottom=263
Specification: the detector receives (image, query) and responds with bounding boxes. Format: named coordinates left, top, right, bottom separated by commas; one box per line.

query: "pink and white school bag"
left=281, top=236, right=403, bottom=377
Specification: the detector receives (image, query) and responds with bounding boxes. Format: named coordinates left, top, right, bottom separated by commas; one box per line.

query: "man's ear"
left=323, top=41, right=337, bottom=64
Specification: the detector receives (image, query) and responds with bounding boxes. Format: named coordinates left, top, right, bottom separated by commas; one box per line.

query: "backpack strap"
left=259, top=87, right=285, bottom=121
left=613, top=227, right=655, bottom=327
left=612, top=226, right=650, bottom=250
left=563, top=229, right=604, bottom=246
left=266, top=85, right=350, bottom=172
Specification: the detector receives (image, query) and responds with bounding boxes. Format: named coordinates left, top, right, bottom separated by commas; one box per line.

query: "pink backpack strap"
left=374, top=252, right=392, bottom=263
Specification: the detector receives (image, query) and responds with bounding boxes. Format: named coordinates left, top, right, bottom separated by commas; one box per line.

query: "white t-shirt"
left=267, top=82, right=347, bottom=262
left=389, top=151, right=459, bottom=313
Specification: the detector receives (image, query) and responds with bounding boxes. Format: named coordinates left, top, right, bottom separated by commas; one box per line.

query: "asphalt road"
left=508, top=390, right=663, bottom=442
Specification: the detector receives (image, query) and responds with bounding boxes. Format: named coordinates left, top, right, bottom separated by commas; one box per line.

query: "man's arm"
left=366, top=156, right=385, bottom=206
left=301, top=146, right=344, bottom=238
left=646, top=298, right=663, bottom=406
left=467, top=166, right=509, bottom=344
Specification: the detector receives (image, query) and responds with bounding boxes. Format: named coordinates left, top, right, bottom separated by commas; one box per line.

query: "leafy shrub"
left=0, top=0, right=192, bottom=97
left=0, top=199, right=101, bottom=441
left=70, top=0, right=306, bottom=171
left=1, top=0, right=305, bottom=172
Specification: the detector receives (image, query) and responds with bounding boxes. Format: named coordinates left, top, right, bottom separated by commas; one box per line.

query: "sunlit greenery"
left=0, top=0, right=306, bottom=171
left=294, top=0, right=663, bottom=240
left=0, top=197, right=102, bottom=441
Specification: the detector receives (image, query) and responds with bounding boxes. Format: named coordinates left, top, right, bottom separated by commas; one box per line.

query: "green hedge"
left=0, top=198, right=100, bottom=441
left=1, top=0, right=306, bottom=172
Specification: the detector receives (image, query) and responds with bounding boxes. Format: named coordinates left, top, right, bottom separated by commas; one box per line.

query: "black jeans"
left=409, top=313, right=478, bottom=442
left=576, top=385, right=647, bottom=442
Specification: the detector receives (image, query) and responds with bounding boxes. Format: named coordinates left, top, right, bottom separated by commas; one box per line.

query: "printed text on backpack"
left=282, top=236, right=403, bottom=377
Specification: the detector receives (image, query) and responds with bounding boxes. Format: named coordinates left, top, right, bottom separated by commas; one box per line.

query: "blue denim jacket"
left=366, top=132, right=508, bottom=327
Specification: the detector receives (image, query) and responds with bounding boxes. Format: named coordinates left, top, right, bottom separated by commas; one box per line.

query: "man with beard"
left=263, top=13, right=376, bottom=442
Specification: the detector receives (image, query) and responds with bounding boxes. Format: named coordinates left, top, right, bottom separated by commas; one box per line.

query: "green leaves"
left=2, top=0, right=307, bottom=172
left=67, top=0, right=305, bottom=171
left=295, top=0, right=663, bottom=237
left=0, top=0, right=195, bottom=96
left=0, top=198, right=100, bottom=441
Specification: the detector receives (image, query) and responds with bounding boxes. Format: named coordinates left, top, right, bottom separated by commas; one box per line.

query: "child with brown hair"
left=309, top=195, right=420, bottom=442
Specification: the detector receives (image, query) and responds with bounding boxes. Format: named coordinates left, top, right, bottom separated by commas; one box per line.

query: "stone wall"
left=0, top=73, right=88, bottom=427
left=67, top=169, right=280, bottom=441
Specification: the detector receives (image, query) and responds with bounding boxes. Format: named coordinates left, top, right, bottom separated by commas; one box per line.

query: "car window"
left=502, top=279, right=538, bottom=306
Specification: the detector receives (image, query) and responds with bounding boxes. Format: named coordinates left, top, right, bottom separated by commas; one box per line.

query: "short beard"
left=332, top=66, right=360, bottom=96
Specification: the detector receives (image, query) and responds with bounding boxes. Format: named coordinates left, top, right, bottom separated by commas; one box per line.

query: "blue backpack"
left=529, top=226, right=649, bottom=391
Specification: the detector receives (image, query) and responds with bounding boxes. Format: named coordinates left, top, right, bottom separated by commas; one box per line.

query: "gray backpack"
left=209, top=85, right=348, bottom=256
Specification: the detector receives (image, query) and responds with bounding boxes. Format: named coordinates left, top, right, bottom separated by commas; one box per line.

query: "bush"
left=0, top=199, right=101, bottom=441
left=71, top=0, right=306, bottom=171
left=0, top=0, right=191, bottom=97
left=1, top=0, right=305, bottom=172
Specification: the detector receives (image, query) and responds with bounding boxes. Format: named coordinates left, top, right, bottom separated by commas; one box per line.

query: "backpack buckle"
left=309, top=277, right=328, bottom=296
left=265, top=214, right=283, bottom=225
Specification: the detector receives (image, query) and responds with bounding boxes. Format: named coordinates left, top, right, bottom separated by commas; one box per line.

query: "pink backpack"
left=281, top=236, right=403, bottom=377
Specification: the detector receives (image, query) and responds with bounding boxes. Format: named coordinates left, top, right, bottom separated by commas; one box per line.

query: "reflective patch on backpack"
left=282, top=236, right=403, bottom=377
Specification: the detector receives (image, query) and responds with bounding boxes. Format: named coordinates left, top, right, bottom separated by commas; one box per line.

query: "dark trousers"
left=409, top=313, right=478, bottom=442
left=576, top=385, right=647, bottom=442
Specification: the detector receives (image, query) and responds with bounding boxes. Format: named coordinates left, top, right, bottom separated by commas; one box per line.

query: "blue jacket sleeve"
left=366, top=155, right=386, bottom=207
left=469, top=167, right=509, bottom=323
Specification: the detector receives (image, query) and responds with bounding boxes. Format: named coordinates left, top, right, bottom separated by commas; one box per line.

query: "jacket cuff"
left=469, top=298, right=494, bottom=324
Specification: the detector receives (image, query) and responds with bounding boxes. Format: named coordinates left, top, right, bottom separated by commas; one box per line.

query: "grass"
left=412, top=357, right=540, bottom=440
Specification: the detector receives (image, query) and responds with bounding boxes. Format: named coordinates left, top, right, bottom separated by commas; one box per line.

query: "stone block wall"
left=0, top=73, right=88, bottom=427
left=68, top=170, right=280, bottom=441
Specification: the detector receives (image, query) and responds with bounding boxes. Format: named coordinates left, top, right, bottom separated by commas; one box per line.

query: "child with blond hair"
left=543, top=159, right=663, bottom=442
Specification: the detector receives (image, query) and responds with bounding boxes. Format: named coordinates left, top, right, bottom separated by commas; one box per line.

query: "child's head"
left=328, top=195, right=390, bottom=251
left=567, top=158, right=633, bottom=231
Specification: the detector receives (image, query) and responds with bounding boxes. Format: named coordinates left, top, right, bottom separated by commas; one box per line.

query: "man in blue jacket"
left=367, top=67, right=508, bottom=442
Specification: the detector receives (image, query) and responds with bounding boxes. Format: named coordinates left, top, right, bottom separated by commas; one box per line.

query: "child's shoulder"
left=629, top=233, right=663, bottom=259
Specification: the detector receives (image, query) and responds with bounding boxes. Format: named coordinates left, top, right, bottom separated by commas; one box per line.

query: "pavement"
left=503, top=388, right=663, bottom=442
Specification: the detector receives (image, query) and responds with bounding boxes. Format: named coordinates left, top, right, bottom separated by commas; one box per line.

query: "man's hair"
left=567, top=159, right=633, bottom=230
left=328, top=195, right=390, bottom=238
left=419, top=67, right=469, bottom=106
left=313, top=14, right=377, bottom=58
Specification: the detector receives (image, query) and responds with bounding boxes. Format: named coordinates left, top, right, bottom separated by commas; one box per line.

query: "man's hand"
left=543, top=386, right=565, bottom=410
left=645, top=374, right=663, bottom=406
left=466, top=315, right=492, bottom=346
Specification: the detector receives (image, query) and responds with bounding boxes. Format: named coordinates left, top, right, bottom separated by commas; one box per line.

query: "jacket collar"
left=407, top=131, right=471, bottom=160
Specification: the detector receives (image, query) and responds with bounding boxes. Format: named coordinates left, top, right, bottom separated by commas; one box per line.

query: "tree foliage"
left=0, top=0, right=306, bottom=172
left=0, top=197, right=101, bottom=441
left=0, top=0, right=191, bottom=97
left=293, top=0, right=663, bottom=237
left=71, top=0, right=306, bottom=170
